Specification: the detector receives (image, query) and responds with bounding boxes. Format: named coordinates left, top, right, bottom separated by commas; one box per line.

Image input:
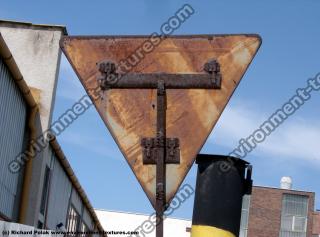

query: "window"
left=66, top=205, right=80, bottom=236
left=280, top=194, right=309, bottom=237
left=240, top=195, right=251, bottom=237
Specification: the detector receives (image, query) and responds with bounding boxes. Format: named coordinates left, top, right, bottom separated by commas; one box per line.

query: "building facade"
left=96, top=181, right=319, bottom=237
left=240, top=186, right=315, bottom=237
left=0, top=20, right=105, bottom=235
left=312, top=212, right=320, bottom=237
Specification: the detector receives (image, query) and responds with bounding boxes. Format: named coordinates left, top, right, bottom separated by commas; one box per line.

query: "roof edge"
left=253, top=185, right=315, bottom=194
left=0, top=19, right=68, bottom=35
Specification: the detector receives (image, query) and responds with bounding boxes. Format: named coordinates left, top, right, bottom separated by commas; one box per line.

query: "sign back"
left=60, top=35, right=261, bottom=208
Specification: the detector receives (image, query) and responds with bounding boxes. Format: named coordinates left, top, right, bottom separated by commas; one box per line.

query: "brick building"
left=312, top=212, right=320, bottom=237
left=240, top=178, right=320, bottom=237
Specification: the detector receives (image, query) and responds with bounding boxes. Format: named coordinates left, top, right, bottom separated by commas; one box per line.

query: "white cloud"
left=209, top=102, right=320, bottom=166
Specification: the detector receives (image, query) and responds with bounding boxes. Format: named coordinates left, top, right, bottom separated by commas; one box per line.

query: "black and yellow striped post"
left=191, top=154, right=252, bottom=237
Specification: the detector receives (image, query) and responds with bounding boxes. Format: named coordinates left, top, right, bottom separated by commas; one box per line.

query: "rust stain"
left=60, top=35, right=261, bottom=208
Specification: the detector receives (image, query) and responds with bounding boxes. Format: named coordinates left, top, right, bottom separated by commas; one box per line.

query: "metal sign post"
left=60, top=34, right=262, bottom=237
left=97, top=60, right=222, bottom=237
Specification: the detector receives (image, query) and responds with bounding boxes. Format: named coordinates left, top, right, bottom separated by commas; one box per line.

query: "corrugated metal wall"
left=0, top=57, right=27, bottom=220
left=45, top=149, right=72, bottom=230
left=45, top=145, right=96, bottom=231
left=71, top=188, right=83, bottom=214
left=82, top=208, right=94, bottom=230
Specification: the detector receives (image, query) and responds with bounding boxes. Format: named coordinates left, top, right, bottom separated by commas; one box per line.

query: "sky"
left=1, top=0, right=320, bottom=220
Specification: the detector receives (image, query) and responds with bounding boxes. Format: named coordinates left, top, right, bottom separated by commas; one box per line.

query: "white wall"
left=95, top=210, right=191, bottom=237
left=0, top=22, right=64, bottom=131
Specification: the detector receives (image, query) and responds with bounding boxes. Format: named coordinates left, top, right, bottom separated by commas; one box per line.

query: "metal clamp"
left=204, top=59, right=222, bottom=89
left=97, top=60, right=118, bottom=90
left=141, top=137, right=180, bottom=164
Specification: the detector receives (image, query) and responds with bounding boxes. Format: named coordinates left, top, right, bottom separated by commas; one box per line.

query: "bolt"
left=204, top=59, right=220, bottom=74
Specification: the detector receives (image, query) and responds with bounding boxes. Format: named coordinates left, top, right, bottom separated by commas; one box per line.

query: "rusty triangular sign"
left=60, top=35, right=261, bottom=208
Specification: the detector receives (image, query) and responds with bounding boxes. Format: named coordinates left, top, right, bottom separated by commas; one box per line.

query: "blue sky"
left=2, top=0, right=320, bottom=219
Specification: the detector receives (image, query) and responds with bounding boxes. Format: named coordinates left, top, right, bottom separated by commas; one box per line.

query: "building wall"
left=45, top=148, right=72, bottom=230
left=0, top=22, right=102, bottom=233
left=0, top=22, right=65, bottom=227
left=247, top=186, right=315, bottom=237
left=312, top=212, right=320, bottom=236
left=97, top=187, right=317, bottom=237
left=25, top=113, right=45, bottom=227
left=0, top=22, right=64, bottom=131
left=0, top=57, right=27, bottom=221
left=45, top=146, right=96, bottom=231
left=83, top=208, right=94, bottom=230
left=71, top=188, right=83, bottom=215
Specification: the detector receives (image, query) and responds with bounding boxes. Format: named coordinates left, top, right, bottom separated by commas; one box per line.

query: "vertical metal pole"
left=156, top=80, right=166, bottom=237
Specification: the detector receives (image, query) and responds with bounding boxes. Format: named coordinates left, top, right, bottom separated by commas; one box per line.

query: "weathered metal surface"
left=60, top=35, right=261, bottom=208
left=99, top=73, right=221, bottom=90
left=103, top=57, right=222, bottom=237
left=97, top=59, right=221, bottom=90
left=155, top=81, right=165, bottom=237
left=141, top=138, right=180, bottom=164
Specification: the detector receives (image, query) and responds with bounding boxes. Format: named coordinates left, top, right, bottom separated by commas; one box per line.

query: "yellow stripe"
left=191, top=225, right=235, bottom=237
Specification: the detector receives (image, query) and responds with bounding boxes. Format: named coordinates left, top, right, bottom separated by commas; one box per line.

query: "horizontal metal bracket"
left=141, top=137, right=180, bottom=164
left=97, top=59, right=222, bottom=90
